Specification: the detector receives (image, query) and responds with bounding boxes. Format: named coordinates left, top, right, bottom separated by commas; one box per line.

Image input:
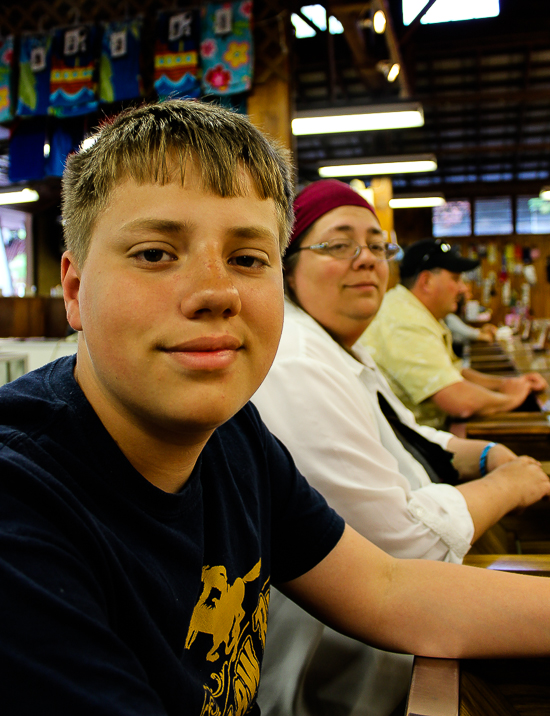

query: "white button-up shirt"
left=253, top=299, right=474, bottom=562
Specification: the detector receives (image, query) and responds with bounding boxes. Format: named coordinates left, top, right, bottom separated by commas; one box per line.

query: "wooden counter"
left=405, top=555, right=550, bottom=716
left=451, top=338, right=550, bottom=457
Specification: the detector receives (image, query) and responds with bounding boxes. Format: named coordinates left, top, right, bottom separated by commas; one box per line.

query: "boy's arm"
left=281, top=524, right=550, bottom=659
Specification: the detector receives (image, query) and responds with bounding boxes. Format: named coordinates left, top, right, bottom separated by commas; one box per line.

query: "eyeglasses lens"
left=325, top=239, right=401, bottom=261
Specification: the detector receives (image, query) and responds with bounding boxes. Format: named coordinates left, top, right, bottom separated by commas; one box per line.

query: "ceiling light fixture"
left=372, top=10, right=387, bottom=33
left=319, top=154, right=438, bottom=178
left=358, top=9, right=387, bottom=33
left=540, top=186, right=550, bottom=201
left=390, top=195, right=446, bottom=209
left=0, top=188, right=40, bottom=205
left=386, top=63, right=400, bottom=82
left=376, top=60, right=400, bottom=82
left=291, top=102, right=424, bottom=136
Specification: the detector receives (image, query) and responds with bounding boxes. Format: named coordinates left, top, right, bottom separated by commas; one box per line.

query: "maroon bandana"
left=289, top=179, right=378, bottom=249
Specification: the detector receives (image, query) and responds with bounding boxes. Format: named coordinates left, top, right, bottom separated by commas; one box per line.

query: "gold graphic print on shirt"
left=185, top=559, right=270, bottom=716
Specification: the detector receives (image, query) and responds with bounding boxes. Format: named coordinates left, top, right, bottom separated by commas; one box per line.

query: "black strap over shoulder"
left=377, top=392, right=460, bottom=486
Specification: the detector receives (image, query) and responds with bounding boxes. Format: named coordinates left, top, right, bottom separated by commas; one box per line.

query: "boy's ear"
left=61, top=252, right=83, bottom=332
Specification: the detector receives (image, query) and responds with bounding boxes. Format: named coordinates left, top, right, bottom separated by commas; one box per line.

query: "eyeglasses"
left=295, top=236, right=403, bottom=262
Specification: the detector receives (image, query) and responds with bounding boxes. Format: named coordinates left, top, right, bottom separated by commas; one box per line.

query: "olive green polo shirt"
left=361, top=285, right=464, bottom=428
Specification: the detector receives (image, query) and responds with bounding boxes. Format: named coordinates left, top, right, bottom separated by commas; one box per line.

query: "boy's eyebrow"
left=227, top=225, right=279, bottom=244
left=121, top=218, right=189, bottom=236
left=121, top=218, right=279, bottom=245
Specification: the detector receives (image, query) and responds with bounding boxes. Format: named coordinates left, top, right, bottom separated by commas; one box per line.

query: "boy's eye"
left=231, top=255, right=266, bottom=269
left=144, top=249, right=166, bottom=262
left=137, top=249, right=174, bottom=263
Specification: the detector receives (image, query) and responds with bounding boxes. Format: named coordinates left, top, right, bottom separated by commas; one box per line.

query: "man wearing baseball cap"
left=362, top=238, right=547, bottom=428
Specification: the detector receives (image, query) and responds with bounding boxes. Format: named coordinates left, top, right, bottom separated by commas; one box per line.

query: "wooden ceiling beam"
left=327, top=3, right=384, bottom=92
left=326, top=0, right=412, bottom=96
left=417, top=88, right=550, bottom=106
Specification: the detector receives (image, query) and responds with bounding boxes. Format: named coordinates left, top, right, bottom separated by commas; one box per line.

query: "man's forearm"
left=432, top=380, right=529, bottom=418
left=462, top=367, right=506, bottom=391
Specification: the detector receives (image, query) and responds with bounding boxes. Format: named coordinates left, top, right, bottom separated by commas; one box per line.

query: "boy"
left=1, top=100, right=550, bottom=716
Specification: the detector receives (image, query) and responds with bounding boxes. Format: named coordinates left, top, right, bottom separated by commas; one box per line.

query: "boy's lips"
left=161, top=335, right=243, bottom=371
left=164, top=335, right=242, bottom=352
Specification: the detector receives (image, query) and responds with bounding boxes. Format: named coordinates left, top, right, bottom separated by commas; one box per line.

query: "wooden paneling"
left=0, top=298, right=68, bottom=338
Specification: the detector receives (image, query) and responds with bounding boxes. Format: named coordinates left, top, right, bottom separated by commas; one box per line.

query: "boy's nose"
left=179, top=257, right=242, bottom=319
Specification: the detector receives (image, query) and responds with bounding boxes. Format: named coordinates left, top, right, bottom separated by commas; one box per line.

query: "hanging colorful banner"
left=154, top=9, right=201, bottom=100
left=0, top=36, right=15, bottom=122
left=17, top=32, right=53, bottom=116
left=8, top=118, right=47, bottom=182
left=45, top=117, right=87, bottom=177
left=200, top=1, right=253, bottom=96
left=99, top=19, right=144, bottom=104
left=49, top=25, right=99, bottom=117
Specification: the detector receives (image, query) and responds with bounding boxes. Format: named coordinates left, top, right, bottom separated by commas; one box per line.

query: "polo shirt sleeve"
left=369, top=322, right=464, bottom=406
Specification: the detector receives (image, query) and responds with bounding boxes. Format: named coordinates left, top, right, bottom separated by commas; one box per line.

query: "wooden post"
left=370, top=177, right=395, bottom=236
left=246, top=1, right=293, bottom=152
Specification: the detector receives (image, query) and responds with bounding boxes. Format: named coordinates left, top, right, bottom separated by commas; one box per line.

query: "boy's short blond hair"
left=62, top=99, right=295, bottom=267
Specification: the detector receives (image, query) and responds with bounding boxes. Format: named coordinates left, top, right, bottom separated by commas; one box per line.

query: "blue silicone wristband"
left=479, top=442, right=497, bottom=476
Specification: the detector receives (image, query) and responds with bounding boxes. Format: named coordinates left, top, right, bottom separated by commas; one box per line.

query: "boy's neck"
left=74, top=363, right=213, bottom=494
left=115, top=430, right=211, bottom=493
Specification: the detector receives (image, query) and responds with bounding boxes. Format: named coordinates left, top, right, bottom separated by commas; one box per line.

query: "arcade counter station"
left=406, top=321, right=550, bottom=716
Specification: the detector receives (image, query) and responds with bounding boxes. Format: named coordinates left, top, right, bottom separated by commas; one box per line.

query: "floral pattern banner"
left=201, top=2, right=253, bottom=96
left=17, top=33, right=52, bottom=116
left=0, top=36, right=15, bottom=122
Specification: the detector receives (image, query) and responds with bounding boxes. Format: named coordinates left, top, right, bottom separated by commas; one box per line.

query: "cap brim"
left=441, top=255, right=480, bottom=273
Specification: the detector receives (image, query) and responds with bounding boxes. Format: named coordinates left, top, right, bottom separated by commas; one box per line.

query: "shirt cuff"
left=407, top=484, right=474, bottom=562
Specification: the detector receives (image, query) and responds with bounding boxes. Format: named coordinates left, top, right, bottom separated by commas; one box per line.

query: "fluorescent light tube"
left=390, top=196, right=446, bottom=208
left=292, top=103, right=424, bottom=135
left=319, top=155, right=437, bottom=177
left=0, top=189, right=40, bottom=205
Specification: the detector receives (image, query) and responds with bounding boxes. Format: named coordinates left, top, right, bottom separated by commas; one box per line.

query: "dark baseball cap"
left=399, top=238, right=479, bottom=279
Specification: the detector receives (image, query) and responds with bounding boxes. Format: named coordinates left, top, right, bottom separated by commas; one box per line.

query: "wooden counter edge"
left=405, top=656, right=459, bottom=716
left=405, top=555, right=550, bottom=715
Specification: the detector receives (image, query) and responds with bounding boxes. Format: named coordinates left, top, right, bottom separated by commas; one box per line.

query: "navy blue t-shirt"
left=0, top=357, right=344, bottom=716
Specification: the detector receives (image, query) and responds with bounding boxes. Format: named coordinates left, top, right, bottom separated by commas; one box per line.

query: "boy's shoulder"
left=0, top=356, right=80, bottom=440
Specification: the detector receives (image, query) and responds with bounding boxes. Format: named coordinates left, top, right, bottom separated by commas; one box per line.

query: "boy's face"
left=62, top=163, right=284, bottom=439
